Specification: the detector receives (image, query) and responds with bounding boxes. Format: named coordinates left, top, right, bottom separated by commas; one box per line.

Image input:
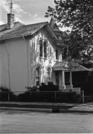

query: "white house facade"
left=0, top=5, right=89, bottom=95
left=0, top=21, right=66, bottom=94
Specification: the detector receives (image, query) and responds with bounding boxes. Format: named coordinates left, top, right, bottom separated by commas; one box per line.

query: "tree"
left=45, top=0, right=93, bottom=61
left=62, top=31, right=85, bottom=60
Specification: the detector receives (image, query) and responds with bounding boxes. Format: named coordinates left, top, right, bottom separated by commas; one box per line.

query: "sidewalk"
left=69, top=103, right=93, bottom=113
left=0, top=102, right=93, bottom=113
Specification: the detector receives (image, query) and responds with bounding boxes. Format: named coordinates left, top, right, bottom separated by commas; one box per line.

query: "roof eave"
left=0, top=22, right=49, bottom=42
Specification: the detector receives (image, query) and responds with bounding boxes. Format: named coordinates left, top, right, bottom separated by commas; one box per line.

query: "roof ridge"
left=26, top=21, right=48, bottom=27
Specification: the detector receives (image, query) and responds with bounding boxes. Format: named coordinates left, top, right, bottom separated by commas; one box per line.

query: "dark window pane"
left=39, top=39, right=43, bottom=57
left=65, top=72, right=70, bottom=85
left=36, top=67, right=40, bottom=86
left=44, top=40, right=47, bottom=58
left=56, top=50, right=58, bottom=59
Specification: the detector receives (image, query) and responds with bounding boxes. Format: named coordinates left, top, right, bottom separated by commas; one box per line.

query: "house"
left=0, top=6, right=67, bottom=94
left=0, top=2, right=91, bottom=95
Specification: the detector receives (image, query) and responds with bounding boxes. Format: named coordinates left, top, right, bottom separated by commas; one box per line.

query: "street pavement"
left=0, top=110, right=93, bottom=133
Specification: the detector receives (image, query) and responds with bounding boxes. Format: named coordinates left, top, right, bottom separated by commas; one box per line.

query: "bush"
left=0, top=86, right=81, bottom=103
left=0, top=87, right=16, bottom=101
left=17, top=88, right=81, bottom=103
left=39, top=82, right=59, bottom=91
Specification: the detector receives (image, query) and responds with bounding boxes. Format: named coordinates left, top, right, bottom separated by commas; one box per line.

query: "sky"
left=0, top=0, right=54, bottom=25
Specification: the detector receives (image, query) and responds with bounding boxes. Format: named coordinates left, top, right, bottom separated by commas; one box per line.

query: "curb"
left=0, top=107, right=93, bottom=113
left=61, top=110, right=93, bottom=113
left=0, top=107, right=52, bottom=112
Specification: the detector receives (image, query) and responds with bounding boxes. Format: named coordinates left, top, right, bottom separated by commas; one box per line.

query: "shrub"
left=17, top=89, right=81, bottom=103
left=39, top=82, right=59, bottom=91
left=0, top=87, right=16, bottom=101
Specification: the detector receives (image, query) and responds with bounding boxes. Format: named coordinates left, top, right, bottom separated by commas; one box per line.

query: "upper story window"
left=39, top=38, right=47, bottom=59
left=39, top=39, right=43, bottom=58
left=56, top=50, right=59, bottom=60
left=44, top=40, right=47, bottom=58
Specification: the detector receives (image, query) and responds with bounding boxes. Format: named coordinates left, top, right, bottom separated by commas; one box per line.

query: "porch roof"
left=53, top=61, right=93, bottom=72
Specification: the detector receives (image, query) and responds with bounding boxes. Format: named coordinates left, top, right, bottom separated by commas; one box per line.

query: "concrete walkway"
left=69, top=103, right=93, bottom=113
left=0, top=102, right=93, bottom=113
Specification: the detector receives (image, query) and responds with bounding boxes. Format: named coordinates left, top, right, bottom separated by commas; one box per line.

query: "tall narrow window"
left=47, top=67, right=51, bottom=81
left=56, top=50, right=58, bottom=60
left=39, top=39, right=43, bottom=57
left=36, top=67, right=40, bottom=86
left=44, top=40, right=47, bottom=58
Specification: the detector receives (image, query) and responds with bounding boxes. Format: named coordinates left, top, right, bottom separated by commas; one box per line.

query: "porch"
left=53, top=61, right=90, bottom=94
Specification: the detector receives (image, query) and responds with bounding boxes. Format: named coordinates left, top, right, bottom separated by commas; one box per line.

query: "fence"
left=0, top=88, right=93, bottom=103
left=0, top=90, right=86, bottom=103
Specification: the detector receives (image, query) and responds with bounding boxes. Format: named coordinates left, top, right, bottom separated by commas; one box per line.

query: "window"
left=47, top=67, right=51, bottom=81
left=39, top=39, right=47, bottom=59
left=36, top=67, right=40, bottom=86
left=39, top=39, right=43, bottom=57
left=44, top=40, right=47, bottom=58
left=56, top=50, right=58, bottom=60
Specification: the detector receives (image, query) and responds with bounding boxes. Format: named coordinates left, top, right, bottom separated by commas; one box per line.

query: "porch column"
left=62, top=71, right=66, bottom=89
left=70, top=71, right=73, bottom=88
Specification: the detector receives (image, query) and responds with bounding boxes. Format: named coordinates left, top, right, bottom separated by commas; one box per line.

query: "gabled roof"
left=0, top=21, right=65, bottom=48
left=53, top=61, right=92, bottom=72
left=0, top=24, right=7, bottom=32
left=0, top=22, right=23, bottom=33
left=0, top=22, right=48, bottom=41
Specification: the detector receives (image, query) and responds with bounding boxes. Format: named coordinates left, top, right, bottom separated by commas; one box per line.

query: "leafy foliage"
left=62, top=31, right=93, bottom=60
left=62, top=31, right=85, bottom=59
left=0, top=87, right=16, bottom=101
left=45, top=0, right=93, bottom=61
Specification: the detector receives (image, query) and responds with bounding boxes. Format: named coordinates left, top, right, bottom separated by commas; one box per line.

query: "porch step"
left=62, top=86, right=81, bottom=94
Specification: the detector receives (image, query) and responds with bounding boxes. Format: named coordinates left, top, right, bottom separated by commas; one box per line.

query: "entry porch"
left=52, top=61, right=90, bottom=94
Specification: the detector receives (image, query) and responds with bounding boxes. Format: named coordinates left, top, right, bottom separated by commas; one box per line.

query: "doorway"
left=65, top=72, right=70, bottom=85
left=55, top=71, right=60, bottom=87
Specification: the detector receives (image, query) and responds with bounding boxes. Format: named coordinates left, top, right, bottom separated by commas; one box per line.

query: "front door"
left=65, top=72, right=70, bottom=85
left=55, top=71, right=60, bottom=88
